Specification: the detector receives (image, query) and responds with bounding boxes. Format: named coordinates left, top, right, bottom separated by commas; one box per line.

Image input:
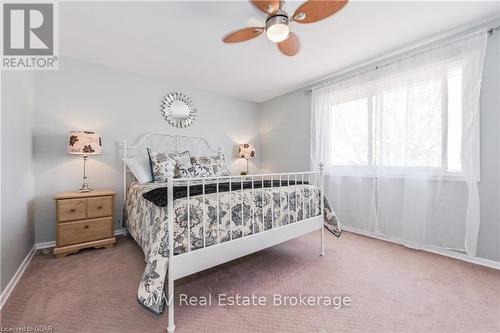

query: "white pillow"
left=123, top=157, right=152, bottom=183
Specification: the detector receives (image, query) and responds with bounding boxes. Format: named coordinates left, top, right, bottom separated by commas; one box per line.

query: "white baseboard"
left=0, top=244, right=37, bottom=310
left=35, top=240, right=55, bottom=250
left=35, top=229, right=124, bottom=250
left=342, top=226, right=500, bottom=270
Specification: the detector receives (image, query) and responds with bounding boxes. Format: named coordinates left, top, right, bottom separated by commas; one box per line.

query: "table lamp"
left=67, top=131, right=102, bottom=192
left=238, top=144, right=255, bottom=174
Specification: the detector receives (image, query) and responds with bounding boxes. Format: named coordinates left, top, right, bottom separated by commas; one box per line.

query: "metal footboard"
left=164, top=163, right=325, bottom=333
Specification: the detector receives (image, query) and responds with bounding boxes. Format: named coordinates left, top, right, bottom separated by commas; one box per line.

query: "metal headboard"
left=124, top=132, right=220, bottom=159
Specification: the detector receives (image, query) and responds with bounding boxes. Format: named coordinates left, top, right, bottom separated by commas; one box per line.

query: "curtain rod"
left=305, top=23, right=500, bottom=95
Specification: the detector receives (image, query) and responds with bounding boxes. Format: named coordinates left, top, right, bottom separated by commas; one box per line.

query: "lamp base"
left=78, top=183, right=92, bottom=193
left=78, top=155, right=92, bottom=193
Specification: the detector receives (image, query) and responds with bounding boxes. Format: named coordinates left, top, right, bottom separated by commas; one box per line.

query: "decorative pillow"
left=123, top=157, right=152, bottom=183
left=187, top=164, right=214, bottom=178
left=147, top=148, right=192, bottom=182
left=177, top=167, right=192, bottom=178
left=190, top=155, right=230, bottom=177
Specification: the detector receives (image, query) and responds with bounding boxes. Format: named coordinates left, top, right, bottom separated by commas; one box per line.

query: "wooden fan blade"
left=250, top=0, right=280, bottom=14
left=222, top=27, right=264, bottom=43
left=277, top=32, right=300, bottom=56
left=293, top=0, right=348, bottom=24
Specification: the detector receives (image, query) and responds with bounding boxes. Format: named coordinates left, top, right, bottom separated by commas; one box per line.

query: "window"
left=331, top=98, right=369, bottom=166
left=312, top=31, right=486, bottom=255
left=329, top=66, right=463, bottom=175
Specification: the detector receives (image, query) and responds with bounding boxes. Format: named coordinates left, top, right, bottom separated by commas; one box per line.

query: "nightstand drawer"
left=57, top=199, right=87, bottom=222
left=58, top=217, right=113, bottom=246
left=87, top=196, right=113, bottom=218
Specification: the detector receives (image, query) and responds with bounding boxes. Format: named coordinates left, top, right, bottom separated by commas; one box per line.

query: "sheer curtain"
left=311, top=30, right=487, bottom=255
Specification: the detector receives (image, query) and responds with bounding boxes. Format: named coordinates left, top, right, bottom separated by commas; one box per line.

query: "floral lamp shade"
left=67, top=131, right=102, bottom=155
left=238, top=144, right=255, bottom=160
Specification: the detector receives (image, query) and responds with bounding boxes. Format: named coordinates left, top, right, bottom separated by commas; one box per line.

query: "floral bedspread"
left=124, top=181, right=341, bottom=314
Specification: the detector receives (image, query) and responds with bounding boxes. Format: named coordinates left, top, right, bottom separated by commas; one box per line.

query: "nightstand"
left=53, top=190, right=116, bottom=258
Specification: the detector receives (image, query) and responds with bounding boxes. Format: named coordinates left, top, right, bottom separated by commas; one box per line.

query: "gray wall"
left=33, top=57, right=260, bottom=243
left=258, top=29, right=500, bottom=262
left=1, top=72, right=36, bottom=292
left=477, top=30, right=500, bottom=262
left=259, top=89, right=311, bottom=173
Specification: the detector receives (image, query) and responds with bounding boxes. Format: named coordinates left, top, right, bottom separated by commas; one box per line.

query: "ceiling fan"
left=222, top=0, right=348, bottom=56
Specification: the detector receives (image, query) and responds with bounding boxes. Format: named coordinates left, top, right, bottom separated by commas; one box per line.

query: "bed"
left=122, top=133, right=341, bottom=333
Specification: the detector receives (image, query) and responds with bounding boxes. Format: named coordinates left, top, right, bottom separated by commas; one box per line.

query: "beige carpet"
left=1, top=231, right=499, bottom=333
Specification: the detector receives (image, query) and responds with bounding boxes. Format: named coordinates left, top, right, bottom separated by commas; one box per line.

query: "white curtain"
left=311, top=30, right=487, bottom=255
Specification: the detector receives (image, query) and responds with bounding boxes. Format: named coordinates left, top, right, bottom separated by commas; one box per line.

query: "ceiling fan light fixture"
left=266, top=23, right=289, bottom=43
left=222, top=0, right=349, bottom=56
left=265, top=10, right=289, bottom=43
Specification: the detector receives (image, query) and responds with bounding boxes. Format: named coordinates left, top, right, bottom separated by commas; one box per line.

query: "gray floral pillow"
left=177, top=167, right=191, bottom=178
left=147, top=148, right=192, bottom=182
left=187, top=164, right=213, bottom=178
left=190, top=155, right=230, bottom=177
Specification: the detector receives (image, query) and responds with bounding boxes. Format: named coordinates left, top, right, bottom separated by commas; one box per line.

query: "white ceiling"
left=60, top=1, right=500, bottom=102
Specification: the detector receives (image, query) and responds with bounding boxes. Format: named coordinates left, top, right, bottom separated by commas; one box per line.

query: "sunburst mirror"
left=161, top=92, right=197, bottom=128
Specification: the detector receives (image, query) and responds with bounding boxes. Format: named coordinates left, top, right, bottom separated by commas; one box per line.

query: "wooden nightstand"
left=53, top=190, right=116, bottom=258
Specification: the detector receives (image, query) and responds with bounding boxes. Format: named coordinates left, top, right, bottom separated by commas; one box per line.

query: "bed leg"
left=320, top=227, right=325, bottom=256
left=167, top=272, right=175, bottom=333
left=123, top=140, right=128, bottom=239
left=319, top=162, right=326, bottom=257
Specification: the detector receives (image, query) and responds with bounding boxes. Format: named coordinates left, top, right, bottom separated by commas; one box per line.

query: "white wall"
left=33, top=57, right=260, bottom=243
left=258, top=26, right=500, bottom=262
left=1, top=72, right=36, bottom=292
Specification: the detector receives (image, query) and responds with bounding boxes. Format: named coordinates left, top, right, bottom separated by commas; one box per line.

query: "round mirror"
left=161, top=92, right=197, bottom=128
left=170, top=100, right=190, bottom=119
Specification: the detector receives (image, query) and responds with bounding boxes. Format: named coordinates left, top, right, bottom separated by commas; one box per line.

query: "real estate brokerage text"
left=175, top=293, right=352, bottom=309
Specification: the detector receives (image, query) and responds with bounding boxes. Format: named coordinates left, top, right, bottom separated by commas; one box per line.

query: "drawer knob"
left=84, top=225, right=89, bottom=229
left=97, top=206, right=103, bottom=209
left=70, top=208, right=76, bottom=213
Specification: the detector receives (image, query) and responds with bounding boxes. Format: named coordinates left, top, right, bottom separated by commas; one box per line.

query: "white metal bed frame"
left=123, top=133, right=325, bottom=333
